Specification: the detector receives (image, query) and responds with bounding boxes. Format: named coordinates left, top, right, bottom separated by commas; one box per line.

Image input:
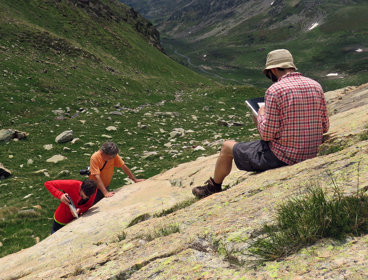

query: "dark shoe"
left=192, top=178, right=222, bottom=199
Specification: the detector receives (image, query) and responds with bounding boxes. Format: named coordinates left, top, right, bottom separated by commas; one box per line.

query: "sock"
left=210, top=177, right=222, bottom=188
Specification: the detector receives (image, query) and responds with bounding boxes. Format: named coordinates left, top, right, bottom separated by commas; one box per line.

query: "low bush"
left=249, top=183, right=368, bottom=263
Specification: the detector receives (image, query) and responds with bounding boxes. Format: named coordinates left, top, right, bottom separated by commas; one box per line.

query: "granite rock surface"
left=1, top=84, right=368, bottom=280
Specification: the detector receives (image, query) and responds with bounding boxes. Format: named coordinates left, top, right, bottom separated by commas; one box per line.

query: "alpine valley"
left=121, top=0, right=368, bottom=90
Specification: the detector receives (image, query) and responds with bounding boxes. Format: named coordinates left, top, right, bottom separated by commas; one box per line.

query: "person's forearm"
left=121, top=165, right=137, bottom=181
left=95, top=175, right=108, bottom=195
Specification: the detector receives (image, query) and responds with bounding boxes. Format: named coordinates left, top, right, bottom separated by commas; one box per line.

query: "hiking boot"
left=192, top=178, right=222, bottom=199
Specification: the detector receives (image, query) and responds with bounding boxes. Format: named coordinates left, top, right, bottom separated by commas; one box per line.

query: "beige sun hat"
left=263, top=49, right=297, bottom=75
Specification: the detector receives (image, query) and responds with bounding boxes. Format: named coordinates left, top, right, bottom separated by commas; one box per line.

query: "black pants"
left=51, top=220, right=64, bottom=234
left=93, top=187, right=109, bottom=205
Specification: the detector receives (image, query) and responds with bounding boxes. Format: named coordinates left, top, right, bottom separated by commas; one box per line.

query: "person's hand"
left=60, top=194, right=71, bottom=205
left=258, top=105, right=265, bottom=116
left=104, top=191, right=115, bottom=198
left=133, top=178, right=145, bottom=183
left=76, top=208, right=81, bottom=215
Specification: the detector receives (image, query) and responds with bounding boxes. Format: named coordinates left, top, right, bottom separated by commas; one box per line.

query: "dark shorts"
left=233, top=140, right=287, bottom=172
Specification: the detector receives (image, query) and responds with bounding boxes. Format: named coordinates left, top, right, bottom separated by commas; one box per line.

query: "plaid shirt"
left=257, top=72, right=329, bottom=165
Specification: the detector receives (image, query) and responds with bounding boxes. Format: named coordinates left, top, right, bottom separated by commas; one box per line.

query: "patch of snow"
left=271, top=1, right=274, bottom=5
left=326, top=73, right=339, bottom=77
left=308, top=22, right=319, bottom=31
left=356, top=48, right=363, bottom=53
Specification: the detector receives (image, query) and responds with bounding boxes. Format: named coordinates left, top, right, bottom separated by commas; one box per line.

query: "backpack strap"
left=100, top=161, right=107, bottom=172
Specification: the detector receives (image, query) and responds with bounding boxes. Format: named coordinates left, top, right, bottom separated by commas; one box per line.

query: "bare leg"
left=213, top=140, right=237, bottom=184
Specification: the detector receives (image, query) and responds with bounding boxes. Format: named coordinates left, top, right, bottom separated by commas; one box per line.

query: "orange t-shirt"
left=89, top=150, right=125, bottom=187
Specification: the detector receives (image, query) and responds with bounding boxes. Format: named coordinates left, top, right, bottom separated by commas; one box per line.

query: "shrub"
left=154, top=198, right=197, bottom=217
left=127, top=213, right=151, bottom=228
left=249, top=184, right=368, bottom=263
left=144, top=224, right=180, bottom=241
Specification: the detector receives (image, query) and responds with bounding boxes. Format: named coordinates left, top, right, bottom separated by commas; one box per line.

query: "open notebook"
left=245, top=97, right=265, bottom=117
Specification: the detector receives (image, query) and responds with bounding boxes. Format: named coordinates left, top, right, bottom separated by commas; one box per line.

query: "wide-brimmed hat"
left=263, top=49, right=297, bottom=75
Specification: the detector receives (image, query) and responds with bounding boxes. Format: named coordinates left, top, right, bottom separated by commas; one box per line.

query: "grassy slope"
left=0, top=0, right=263, bottom=257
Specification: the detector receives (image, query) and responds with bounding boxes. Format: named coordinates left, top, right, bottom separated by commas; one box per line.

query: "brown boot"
left=192, top=178, right=222, bottom=199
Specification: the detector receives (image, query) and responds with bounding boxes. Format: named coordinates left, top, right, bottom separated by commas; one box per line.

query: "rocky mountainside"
left=1, top=83, right=368, bottom=279
left=121, top=0, right=368, bottom=89
left=69, top=0, right=163, bottom=51
left=0, top=0, right=226, bottom=258
left=124, top=0, right=360, bottom=40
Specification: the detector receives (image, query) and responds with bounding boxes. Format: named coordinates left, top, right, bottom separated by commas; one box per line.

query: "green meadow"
left=0, top=0, right=263, bottom=257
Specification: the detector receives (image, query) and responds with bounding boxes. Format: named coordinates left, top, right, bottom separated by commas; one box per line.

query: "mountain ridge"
left=121, top=0, right=368, bottom=89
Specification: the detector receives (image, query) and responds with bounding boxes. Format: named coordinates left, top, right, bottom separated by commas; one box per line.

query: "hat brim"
left=263, top=62, right=297, bottom=75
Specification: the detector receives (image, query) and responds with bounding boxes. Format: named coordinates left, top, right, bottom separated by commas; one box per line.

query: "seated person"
left=44, top=179, right=97, bottom=233
left=192, top=49, right=329, bottom=199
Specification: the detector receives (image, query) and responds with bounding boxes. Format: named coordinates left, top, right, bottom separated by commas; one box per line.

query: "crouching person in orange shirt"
left=89, top=142, right=145, bottom=205
left=44, top=179, right=97, bottom=234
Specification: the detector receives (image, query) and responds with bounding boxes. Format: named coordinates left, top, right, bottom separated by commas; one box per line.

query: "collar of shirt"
left=278, top=72, right=301, bottom=82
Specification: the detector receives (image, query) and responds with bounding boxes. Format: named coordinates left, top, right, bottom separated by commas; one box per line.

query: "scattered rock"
left=0, top=129, right=28, bottom=142
left=0, top=163, right=11, bottom=179
left=71, top=138, right=80, bottom=144
left=142, top=151, right=159, bottom=159
left=57, top=170, right=70, bottom=177
left=217, top=120, right=231, bottom=127
left=55, top=130, right=73, bottom=143
left=110, top=111, right=123, bottom=116
left=101, top=134, right=112, bottom=139
left=154, top=112, right=180, bottom=118
left=33, top=205, right=43, bottom=210
left=27, top=159, right=34, bottom=165
left=194, top=146, right=206, bottom=151
left=52, top=109, right=65, bottom=116
left=169, top=128, right=185, bottom=139
left=34, top=169, right=50, bottom=177
left=0, top=129, right=14, bottom=142
left=84, top=142, right=95, bottom=147
left=164, top=142, right=172, bottom=148
left=106, top=126, right=117, bottom=131
left=17, top=209, right=39, bottom=217
left=138, top=123, right=148, bottom=129
left=208, top=140, right=224, bottom=148
left=43, top=144, right=53, bottom=150
left=46, top=155, right=67, bottom=163
left=232, top=121, right=244, bottom=126
left=23, top=194, right=33, bottom=199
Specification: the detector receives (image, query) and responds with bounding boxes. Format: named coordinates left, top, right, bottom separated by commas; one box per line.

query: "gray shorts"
left=233, top=140, right=287, bottom=172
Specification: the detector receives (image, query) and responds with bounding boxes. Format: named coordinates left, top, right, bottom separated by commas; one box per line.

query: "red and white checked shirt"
left=257, top=72, right=329, bottom=165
